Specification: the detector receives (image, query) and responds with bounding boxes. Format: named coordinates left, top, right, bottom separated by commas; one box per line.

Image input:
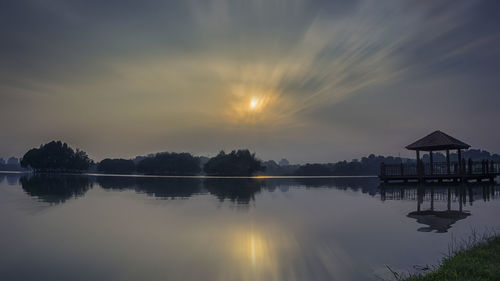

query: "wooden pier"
left=379, top=131, right=499, bottom=183
left=380, top=160, right=499, bottom=183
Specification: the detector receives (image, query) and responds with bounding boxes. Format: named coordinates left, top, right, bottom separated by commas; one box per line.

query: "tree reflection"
left=204, top=179, right=264, bottom=204
left=20, top=174, right=92, bottom=204
left=97, top=176, right=203, bottom=199
left=96, top=176, right=137, bottom=190
left=16, top=175, right=387, bottom=204
left=293, top=177, right=380, bottom=195
left=6, top=174, right=20, bottom=185
left=136, top=178, right=203, bottom=199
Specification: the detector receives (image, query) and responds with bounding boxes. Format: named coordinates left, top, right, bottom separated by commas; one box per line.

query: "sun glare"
left=226, top=84, right=289, bottom=125
left=249, top=97, right=259, bottom=110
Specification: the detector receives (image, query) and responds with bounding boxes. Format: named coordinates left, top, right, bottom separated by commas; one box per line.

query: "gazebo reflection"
left=407, top=210, right=470, bottom=233
left=380, top=184, right=498, bottom=233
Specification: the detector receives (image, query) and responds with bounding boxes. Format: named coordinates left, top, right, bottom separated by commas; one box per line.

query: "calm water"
left=1, top=172, right=499, bottom=281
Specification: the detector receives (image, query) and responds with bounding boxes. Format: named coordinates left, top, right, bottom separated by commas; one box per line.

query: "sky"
left=1, top=0, right=500, bottom=163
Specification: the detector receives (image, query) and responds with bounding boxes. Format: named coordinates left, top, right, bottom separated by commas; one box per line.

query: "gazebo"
left=379, top=130, right=499, bottom=183
left=405, top=130, right=470, bottom=177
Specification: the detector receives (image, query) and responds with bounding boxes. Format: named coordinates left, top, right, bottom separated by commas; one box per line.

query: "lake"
left=0, top=172, right=499, bottom=281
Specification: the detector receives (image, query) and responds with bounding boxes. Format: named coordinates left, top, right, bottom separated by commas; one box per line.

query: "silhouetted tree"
left=0, top=159, right=25, bottom=171
left=136, top=152, right=201, bottom=175
left=279, top=158, right=290, bottom=166
left=291, top=154, right=408, bottom=176
left=293, top=163, right=332, bottom=176
left=203, top=149, right=265, bottom=176
left=97, top=158, right=136, bottom=174
left=7, top=157, right=18, bottom=165
left=420, top=149, right=500, bottom=162
left=20, top=141, right=92, bottom=172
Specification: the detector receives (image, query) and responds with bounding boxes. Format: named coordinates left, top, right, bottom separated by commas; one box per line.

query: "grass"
left=388, top=231, right=500, bottom=281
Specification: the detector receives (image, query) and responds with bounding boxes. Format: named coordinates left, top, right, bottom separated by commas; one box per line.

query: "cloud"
left=0, top=0, right=499, bottom=161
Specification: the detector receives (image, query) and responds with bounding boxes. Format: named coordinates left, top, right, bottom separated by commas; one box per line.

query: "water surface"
left=0, top=172, right=499, bottom=281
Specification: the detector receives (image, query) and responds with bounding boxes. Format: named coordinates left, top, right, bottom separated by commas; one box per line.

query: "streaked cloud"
left=0, top=0, right=499, bottom=161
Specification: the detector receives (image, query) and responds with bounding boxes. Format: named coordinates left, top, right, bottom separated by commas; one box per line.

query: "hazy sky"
left=1, top=0, right=500, bottom=163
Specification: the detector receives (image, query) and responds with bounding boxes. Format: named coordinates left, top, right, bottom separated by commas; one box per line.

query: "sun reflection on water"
left=224, top=224, right=344, bottom=281
left=230, top=227, right=282, bottom=280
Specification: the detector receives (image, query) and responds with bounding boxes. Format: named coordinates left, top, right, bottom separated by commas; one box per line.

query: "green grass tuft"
left=402, top=236, right=500, bottom=281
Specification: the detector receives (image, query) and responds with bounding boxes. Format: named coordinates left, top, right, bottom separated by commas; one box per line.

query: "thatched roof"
left=406, top=130, right=470, bottom=151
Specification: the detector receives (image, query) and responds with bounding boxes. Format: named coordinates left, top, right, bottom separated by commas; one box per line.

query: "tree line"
left=263, top=150, right=500, bottom=176
left=0, top=156, right=24, bottom=171
left=20, top=141, right=265, bottom=176
left=17, top=140, right=500, bottom=176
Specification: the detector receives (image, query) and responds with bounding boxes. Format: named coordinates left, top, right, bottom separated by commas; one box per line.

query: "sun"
left=250, top=97, right=259, bottom=110
left=226, top=88, right=285, bottom=125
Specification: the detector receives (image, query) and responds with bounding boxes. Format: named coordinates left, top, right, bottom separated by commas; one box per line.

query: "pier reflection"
left=380, top=184, right=499, bottom=232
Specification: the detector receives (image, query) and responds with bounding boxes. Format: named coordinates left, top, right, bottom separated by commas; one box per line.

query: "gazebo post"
left=458, top=149, right=462, bottom=176
left=416, top=150, right=421, bottom=179
left=446, top=149, right=450, bottom=174
left=429, top=151, right=434, bottom=175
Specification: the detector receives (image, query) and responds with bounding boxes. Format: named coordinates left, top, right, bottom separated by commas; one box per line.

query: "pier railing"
left=380, top=160, right=500, bottom=178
